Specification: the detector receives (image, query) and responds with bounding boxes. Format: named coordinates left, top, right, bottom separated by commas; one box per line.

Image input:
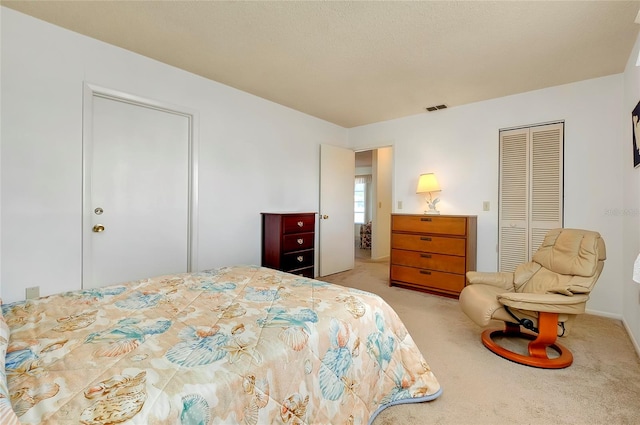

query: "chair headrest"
left=532, top=228, right=606, bottom=277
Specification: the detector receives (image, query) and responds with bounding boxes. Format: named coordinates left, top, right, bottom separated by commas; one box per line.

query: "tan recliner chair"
left=459, top=228, right=606, bottom=369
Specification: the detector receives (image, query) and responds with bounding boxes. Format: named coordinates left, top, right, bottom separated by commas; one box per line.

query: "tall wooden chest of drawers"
left=261, top=212, right=316, bottom=278
left=390, top=214, right=477, bottom=297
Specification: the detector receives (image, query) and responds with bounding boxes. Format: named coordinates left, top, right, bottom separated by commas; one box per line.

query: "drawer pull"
left=297, top=238, right=304, bottom=245
left=297, top=221, right=304, bottom=227
left=297, top=256, right=304, bottom=262
left=420, top=217, right=432, bottom=222
left=420, top=237, right=432, bottom=241
left=420, top=254, right=432, bottom=258
left=420, top=270, right=432, bottom=275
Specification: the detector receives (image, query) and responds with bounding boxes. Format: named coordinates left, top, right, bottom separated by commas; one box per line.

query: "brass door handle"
left=92, top=224, right=105, bottom=233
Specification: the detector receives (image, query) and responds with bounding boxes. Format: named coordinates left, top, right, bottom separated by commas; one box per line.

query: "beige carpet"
left=320, top=258, right=640, bottom=425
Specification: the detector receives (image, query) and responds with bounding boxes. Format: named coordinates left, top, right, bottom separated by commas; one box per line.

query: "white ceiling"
left=3, top=1, right=640, bottom=128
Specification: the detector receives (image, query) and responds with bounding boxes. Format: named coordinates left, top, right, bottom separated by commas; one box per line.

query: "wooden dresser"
left=261, top=212, right=316, bottom=278
left=390, top=214, right=477, bottom=297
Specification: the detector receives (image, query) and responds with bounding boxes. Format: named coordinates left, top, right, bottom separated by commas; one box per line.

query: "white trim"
left=585, top=307, right=622, bottom=320
left=622, top=318, right=640, bottom=359
left=499, top=120, right=565, bottom=132
left=584, top=309, right=640, bottom=359
left=82, top=83, right=199, bottom=288
left=585, top=308, right=640, bottom=358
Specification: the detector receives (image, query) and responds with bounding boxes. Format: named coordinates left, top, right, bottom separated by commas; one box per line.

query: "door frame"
left=81, top=83, right=199, bottom=288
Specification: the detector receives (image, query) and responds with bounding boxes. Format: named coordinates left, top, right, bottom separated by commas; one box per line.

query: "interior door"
left=319, top=144, right=355, bottom=276
left=83, top=91, right=192, bottom=289
left=498, top=123, right=563, bottom=272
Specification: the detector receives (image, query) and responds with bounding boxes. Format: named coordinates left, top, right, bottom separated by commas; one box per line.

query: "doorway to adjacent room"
left=354, top=147, right=392, bottom=262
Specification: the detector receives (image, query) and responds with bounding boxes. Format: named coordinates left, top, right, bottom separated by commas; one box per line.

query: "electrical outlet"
left=483, top=201, right=490, bottom=211
left=26, top=286, right=40, bottom=299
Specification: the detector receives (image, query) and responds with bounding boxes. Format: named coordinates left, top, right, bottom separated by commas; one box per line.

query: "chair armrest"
left=498, top=292, right=590, bottom=314
left=466, top=271, right=514, bottom=290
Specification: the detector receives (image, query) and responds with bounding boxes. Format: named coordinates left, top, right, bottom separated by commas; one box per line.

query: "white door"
left=83, top=89, right=193, bottom=289
left=319, top=144, right=355, bottom=276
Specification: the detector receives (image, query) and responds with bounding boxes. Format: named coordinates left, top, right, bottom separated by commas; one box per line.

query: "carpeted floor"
left=320, top=258, right=640, bottom=425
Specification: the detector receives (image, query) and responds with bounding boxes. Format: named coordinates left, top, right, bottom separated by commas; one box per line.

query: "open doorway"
left=355, top=150, right=373, bottom=259
left=354, top=147, right=392, bottom=261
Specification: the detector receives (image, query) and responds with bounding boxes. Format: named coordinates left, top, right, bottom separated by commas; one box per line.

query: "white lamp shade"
left=633, top=253, right=640, bottom=283
left=416, top=173, right=441, bottom=194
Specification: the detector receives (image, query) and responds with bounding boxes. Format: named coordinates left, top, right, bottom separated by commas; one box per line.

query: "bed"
left=0, top=265, right=441, bottom=424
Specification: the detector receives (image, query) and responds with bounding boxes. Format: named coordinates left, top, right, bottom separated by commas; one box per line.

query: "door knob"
left=92, top=224, right=105, bottom=233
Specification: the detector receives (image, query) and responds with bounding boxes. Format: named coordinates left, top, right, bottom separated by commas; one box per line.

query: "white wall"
left=622, top=32, right=640, bottom=353
left=0, top=7, right=3, bottom=300
left=0, top=8, right=348, bottom=303
left=348, top=75, right=625, bottom=317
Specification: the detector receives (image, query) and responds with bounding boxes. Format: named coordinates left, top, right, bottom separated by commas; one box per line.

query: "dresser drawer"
left=282, top=250, right=314, bottom=270
left=392, top=215, right=467, bottom=236
left=391, top=233, right=466, bottom=256
left=390, top=265, right=466, bottom=295
left=283, top=215, right=315, bottom=234
left=282, top=232, right=314, bottom=252
left=392, top=249, right=466, bottom=274
left=289, top=266, right=314, bottom=279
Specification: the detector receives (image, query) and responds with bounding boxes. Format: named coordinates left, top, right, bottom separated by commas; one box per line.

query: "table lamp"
left=416, top=173, right=441, bottom=214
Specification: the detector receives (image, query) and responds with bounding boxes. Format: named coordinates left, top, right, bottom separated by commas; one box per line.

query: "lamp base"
left=424, top=209, right=440, bottom=215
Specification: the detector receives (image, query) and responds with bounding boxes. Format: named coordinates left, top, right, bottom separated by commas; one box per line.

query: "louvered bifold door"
left=529, top=123, right=563, bottom=258
left=499, top=128, right=529, bottom=272
left=498, top=123, right=564, bottom=272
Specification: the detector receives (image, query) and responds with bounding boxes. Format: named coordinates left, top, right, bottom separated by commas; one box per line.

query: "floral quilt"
left=0, top=265, right=441, bottom=424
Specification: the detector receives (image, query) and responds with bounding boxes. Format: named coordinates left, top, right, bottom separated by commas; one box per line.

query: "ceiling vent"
left=425, top=104, right=448, bottom=112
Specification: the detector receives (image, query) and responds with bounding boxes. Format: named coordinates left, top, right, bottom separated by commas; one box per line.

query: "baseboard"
left=584, top=308, right=640, bottom=358
left=622, top=318, right=640, bottom=359
left=584, top=307, right=622, bottom=320
left=368, top=256, right=390, bottom=263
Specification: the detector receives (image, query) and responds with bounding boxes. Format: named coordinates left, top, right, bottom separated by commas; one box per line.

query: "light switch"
left=398, top=201, right=403, bottom=209
left=483, top=201, right=490, bottom=211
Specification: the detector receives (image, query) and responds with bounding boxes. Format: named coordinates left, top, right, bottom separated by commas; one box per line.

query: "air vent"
left=426, top=104, right=448, bottom=112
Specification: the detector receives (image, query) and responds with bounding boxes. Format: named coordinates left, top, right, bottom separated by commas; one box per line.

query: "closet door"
left=83, top=87, right=197, bottom=289
left=498, top=123, right=563, bottom=272
left=499, top=128, right=529, bottom=272
left=529, top=123, right=564, bottom=258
